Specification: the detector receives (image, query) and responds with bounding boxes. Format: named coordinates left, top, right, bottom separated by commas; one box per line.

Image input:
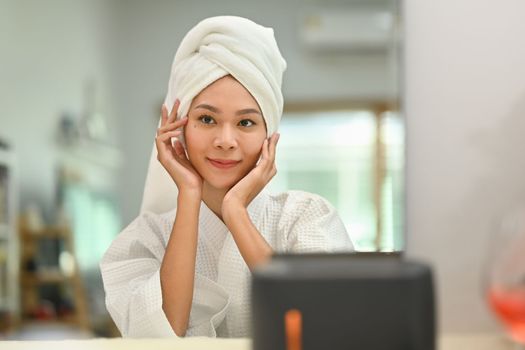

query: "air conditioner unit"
left=299, top=9, right=396, bottom=52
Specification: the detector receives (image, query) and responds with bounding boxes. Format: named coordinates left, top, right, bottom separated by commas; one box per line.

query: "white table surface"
left=0, top=333, right=518, bottom=350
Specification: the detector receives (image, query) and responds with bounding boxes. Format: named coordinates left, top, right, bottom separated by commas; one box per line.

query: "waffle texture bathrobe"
left=100, top=191, right=353, bottom=338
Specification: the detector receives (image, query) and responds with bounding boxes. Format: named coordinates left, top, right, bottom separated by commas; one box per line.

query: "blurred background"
left=1, top=0, right=525, bottom=344
left=0, top=0, right=402, bottom=339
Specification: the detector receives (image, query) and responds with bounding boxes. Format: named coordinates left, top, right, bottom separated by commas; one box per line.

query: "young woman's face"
left=184, top=75, right=267, bottom=191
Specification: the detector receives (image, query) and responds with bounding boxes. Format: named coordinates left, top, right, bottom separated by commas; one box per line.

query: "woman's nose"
left=213, top=125, right=238, bottom=150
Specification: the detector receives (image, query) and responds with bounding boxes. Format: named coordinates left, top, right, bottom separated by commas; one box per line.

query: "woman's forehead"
left=192, top=76, right=260, bottom=110
left=197, top=75, right=243, bottom=95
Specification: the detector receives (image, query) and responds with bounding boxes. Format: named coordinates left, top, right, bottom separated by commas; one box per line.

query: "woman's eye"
left=199, top=115, right=215, bottom=124
left=239, top=119, right=255, bottom=127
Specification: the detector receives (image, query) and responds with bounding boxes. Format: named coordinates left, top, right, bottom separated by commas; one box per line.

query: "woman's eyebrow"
left=195, top=104, right=261, bottom=116
left=236, top=108, right=261, bottom=116
left=195, top=103, right=221, bottom=113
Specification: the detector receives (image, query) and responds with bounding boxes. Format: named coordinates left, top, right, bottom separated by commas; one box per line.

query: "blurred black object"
left=0, top=138, right=9, bottom=150
left=251, top=253, right=435, bottom=350
left=56, top=112, right=81, bottom=146
left=24, top=258, right=37, bottom=272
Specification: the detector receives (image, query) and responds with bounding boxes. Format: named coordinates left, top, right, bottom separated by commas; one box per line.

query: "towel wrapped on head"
left=141, top=16, right=287, bottom=214
left=166, top=16, right=287, bottom=136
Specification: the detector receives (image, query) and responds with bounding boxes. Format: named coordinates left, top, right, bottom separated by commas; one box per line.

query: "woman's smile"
left=207, top=157, right=242, bottom=169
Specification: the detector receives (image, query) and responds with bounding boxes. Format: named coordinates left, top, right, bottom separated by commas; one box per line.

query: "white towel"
left=141, top=16, right=287, bottom=214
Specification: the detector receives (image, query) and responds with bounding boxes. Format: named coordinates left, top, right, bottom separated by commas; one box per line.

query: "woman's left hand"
left=222, top=133, right=280, bottom=216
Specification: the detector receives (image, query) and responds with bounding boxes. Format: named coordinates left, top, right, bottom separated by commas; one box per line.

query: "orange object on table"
left=284, top=309, right=302, bottom=350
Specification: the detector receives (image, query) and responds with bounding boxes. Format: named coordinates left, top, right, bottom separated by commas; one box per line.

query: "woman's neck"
left=202, top=182, right=228, bottom=221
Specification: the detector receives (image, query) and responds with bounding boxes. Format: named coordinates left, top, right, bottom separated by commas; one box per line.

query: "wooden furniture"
left=18, top=219, right=89, bottom=330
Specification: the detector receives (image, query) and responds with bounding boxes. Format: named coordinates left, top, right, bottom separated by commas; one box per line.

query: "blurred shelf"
left=20, top=316, right=80, bottom=326
left=0, top=147, right=17, bottom=331
left=19, top=219, right=89, bottom=330
left=21, top=271, right=73, bottom=285
left=20, top=226, right=69, bottom=239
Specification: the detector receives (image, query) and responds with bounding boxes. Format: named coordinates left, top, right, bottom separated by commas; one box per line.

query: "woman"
left=100, top=16, right=353, bottom=339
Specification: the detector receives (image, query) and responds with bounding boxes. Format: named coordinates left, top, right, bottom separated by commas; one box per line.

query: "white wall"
left=404, top=0, right=525, bottom=333
left=0, top=0, right=117, bottom=220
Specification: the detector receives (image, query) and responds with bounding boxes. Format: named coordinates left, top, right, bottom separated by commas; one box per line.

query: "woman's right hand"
left=156, top=100, right=203, bottom=195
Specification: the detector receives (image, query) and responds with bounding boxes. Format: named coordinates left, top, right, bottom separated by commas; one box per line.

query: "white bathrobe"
left=100, top=190, right=353, bottom=338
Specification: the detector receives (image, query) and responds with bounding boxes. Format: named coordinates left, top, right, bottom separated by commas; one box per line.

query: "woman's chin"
left=204, top=177, right=239, bottom=192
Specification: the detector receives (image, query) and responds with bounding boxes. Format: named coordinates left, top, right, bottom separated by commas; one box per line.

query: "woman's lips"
left=207, top=158, right=241, bottom=169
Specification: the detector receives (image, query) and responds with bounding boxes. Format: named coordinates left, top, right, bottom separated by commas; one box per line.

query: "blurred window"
left=62, top=183, right=120, bottom=270
left=266, top=108, right=404, bottom=251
